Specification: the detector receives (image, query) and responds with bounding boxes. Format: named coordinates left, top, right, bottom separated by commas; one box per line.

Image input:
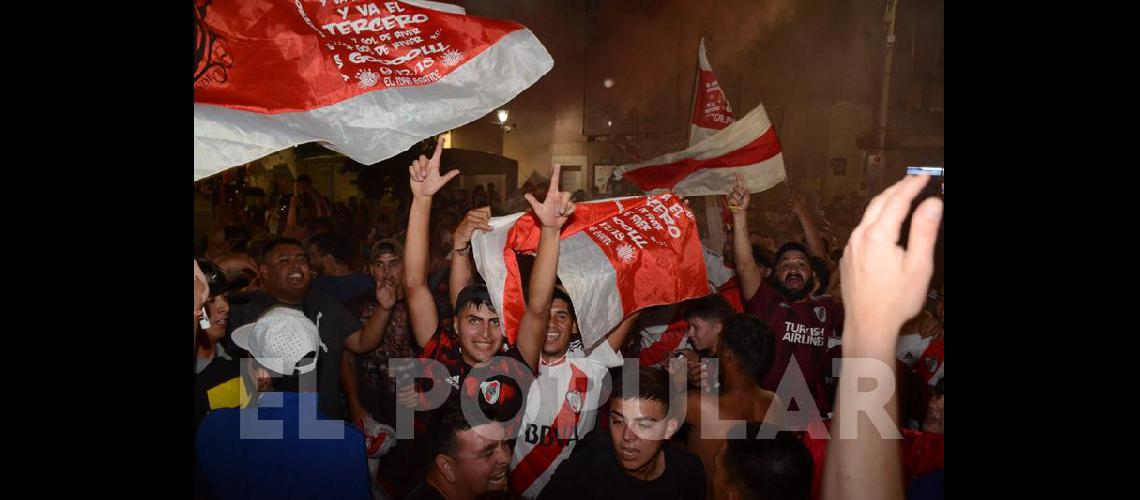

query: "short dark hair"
left=721, top=315, right=775, bottom=385
left=455, top=285, right=495, bottom=318
left=309, top=233, right=353, bottom=265
left=609, top=366, right=680, bottom=416
left=424, top=398, right=472, bottom=460
left=774, top=242, right=812, bottom=266
left=551, top=286, right=577, bottom=324
left=683, top=294, right=735, bottom=325
left=724, top=423, right=814, bottom=500
left=260, top=237, right=303, bottom=261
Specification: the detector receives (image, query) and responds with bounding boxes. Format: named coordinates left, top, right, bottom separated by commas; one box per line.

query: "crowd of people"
left=192, top=139, right=944, bottom=500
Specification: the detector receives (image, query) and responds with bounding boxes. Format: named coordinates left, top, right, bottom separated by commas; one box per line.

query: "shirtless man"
left=677, top=314, right=782, bottom=499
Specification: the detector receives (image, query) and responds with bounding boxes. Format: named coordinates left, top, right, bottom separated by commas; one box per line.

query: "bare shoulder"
left=757, top=389, right=783, bottom=423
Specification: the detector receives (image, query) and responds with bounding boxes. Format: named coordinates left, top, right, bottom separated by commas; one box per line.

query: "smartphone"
left=906, top=166, right=944, bottom=195
left=898, top=166, right=944, bottom=248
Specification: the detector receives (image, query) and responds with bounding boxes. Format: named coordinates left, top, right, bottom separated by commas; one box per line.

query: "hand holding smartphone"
left=898, top=166, right=944, bottom=248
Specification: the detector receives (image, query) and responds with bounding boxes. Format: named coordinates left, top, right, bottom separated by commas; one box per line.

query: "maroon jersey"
left=745, top=282, right=844, bottom=414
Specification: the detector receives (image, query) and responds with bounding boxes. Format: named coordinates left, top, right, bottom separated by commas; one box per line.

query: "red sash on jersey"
left=914, top=335, right=944, bottom=385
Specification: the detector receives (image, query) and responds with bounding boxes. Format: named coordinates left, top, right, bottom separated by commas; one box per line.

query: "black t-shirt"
left=310, top=272, right=375, bottom=305
left=414, top=326, right=535, bottom=436
left=537, top=426, right=706, bottom=500
left=402, top=482, right=446, bottom=500
left=226, top=289, right=362, bottom=419
left=193, top=344, right=241, bottom=429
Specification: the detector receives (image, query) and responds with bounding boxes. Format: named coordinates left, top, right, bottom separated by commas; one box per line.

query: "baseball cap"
left=195, top=258, right=249, bottom=298
left=230, top=307, right=327, bottom=376
left=370, top=238, right=404, bottom=261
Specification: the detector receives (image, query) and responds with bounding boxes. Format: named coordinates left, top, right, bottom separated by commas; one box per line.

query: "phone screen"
left=898, top=165, right=944, bottom=248
left=906, top=166, right=943, bottom=195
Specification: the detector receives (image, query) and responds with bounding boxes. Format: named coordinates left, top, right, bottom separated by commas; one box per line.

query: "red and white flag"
left=470, top=194, right=708, bottom=349
left=637, top=246, right=744, bottom=367
left=193, top=0, right=553, bottom=180
left=615, top=103, right=787, bottom=197
left=689, top=37, right=735, bottom=146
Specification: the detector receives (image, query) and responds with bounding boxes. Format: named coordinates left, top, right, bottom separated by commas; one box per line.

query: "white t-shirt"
left=510, top=341, right=622, bottom=499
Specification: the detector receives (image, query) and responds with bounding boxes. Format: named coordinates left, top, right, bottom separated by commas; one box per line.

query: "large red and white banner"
left=193, top=0, right=553, bottom=180
left=615, top=103, right=788, bottom=197
left=470, top=194, right=709, bottom=348
left=689, top=37, right=735, bottom=147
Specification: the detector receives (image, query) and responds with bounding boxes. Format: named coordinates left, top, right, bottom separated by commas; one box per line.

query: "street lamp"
left=495, top=109, right=514, bottom=133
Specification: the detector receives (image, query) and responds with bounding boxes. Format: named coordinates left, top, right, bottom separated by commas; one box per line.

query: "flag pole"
left=692, top=37, right=728, bottom=252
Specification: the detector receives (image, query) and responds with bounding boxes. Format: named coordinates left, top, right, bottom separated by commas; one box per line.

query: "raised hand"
left=840, top=175, right=942, bottom=344
left=376, top=281, right=397, bottom=311
left=396, top=383, right=419, bottom=409
left=726, top=172, right=750, bottom=214
left=408, top=138, right=459, bottom=197
left=454, top=207, right=494, bottom=248
left=787, top=191, right=808, bottom=215
left=525, top=165, right=575, bottom=229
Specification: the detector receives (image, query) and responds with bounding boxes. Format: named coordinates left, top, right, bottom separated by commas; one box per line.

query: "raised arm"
left=343, top=278, right=398, bottom=353
left=449, top=207, right=493, bottom=307
left=822, top=175, right=942, bottom=500
left=607, top=310, right=642, bottom=352
left=404, top=139, right=460, bottom=348
left=788, top=191, right=831, bottom=267
left=515, top=165, right=575, bottom=372
left=727, top=174, right=764, bottom=300
left=283, top=184, right=304, bottom=240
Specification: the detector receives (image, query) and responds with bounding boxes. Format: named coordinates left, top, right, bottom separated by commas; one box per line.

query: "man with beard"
left=726, top=177, right=844, bottom=416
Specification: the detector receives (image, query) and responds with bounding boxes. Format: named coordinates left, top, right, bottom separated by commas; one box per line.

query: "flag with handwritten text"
left=470, top=194, right=709, bottom=349
left=193, top=0, right=553, bottom=180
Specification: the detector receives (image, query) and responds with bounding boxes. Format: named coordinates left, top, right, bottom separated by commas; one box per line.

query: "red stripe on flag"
left=623, top=127, right=782, bottom=191
left=501, top=214, right=537, bottom=345
left=510, top=364, right=590, bottom=496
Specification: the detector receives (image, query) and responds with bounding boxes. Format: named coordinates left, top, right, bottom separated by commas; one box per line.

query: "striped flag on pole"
left=615, top=102, right=788, bottom=197
left=193, top=0, right=553, bottom=180
left=689, top=37, right=736, bottom=146
left=470, top=194, right=708, bottom=349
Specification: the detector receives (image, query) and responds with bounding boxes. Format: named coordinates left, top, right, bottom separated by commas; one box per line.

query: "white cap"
left=231, top=307, right=326, bottom=376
